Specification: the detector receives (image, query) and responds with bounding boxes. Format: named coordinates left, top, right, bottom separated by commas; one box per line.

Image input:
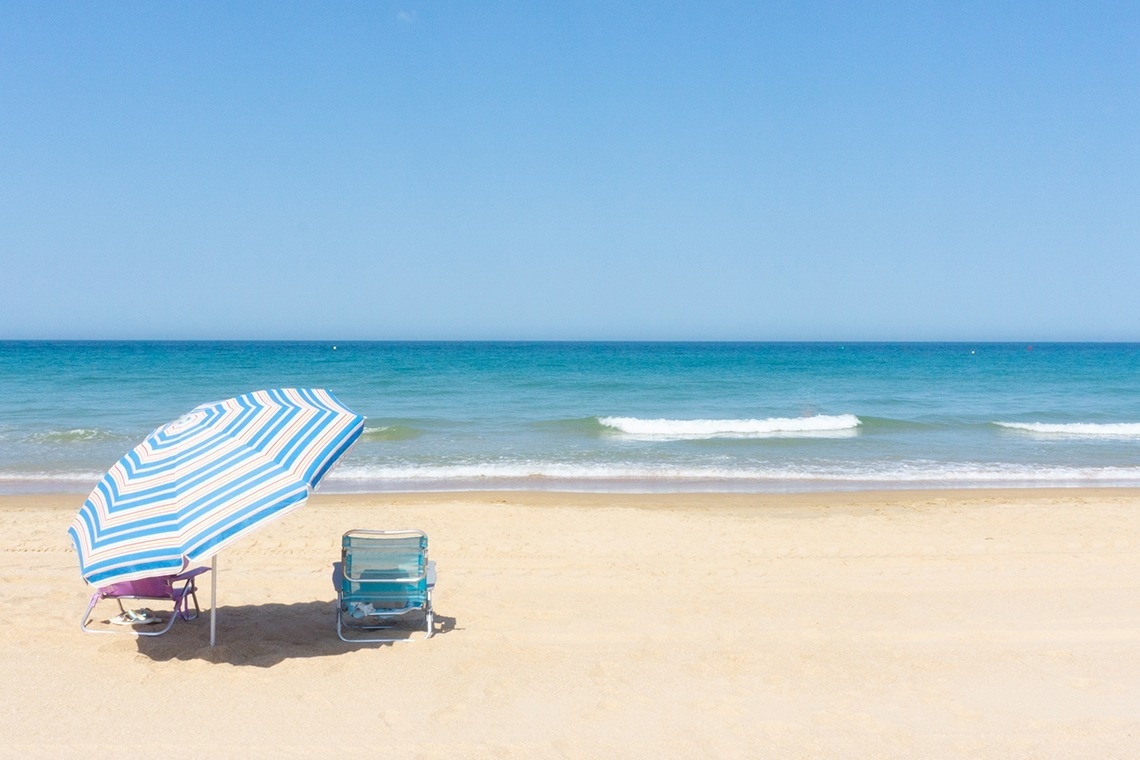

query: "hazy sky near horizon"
left=2, top=2, right=1137, bottom=341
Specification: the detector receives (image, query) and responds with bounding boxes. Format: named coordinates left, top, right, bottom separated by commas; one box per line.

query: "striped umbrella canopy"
left=69, top=388, right=364, bottom=588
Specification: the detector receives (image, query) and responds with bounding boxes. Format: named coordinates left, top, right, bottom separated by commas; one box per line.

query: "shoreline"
left=5, top=487, right=1138, bottom=756
left=15, top=484, right=1140, bottom=509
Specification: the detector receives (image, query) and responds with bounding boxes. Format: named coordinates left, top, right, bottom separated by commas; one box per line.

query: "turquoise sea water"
left=1, top=341, right=1139, bottom=494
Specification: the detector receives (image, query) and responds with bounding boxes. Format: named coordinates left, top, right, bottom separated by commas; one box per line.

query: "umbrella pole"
left=210, top=555, right=217, bottom=647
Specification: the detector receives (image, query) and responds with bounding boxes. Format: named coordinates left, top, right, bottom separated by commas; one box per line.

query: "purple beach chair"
left=80, top=567, right=211, bottom=636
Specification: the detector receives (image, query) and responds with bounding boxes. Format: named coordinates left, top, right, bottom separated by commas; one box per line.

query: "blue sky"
left=2, top=2, right=1137, bottom=340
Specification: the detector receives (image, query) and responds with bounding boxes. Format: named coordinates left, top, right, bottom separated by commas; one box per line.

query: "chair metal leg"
left=79, top=593, right=102, bottom=634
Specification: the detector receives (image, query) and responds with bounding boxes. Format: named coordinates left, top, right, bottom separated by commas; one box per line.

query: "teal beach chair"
left=334, top=529, right=436, bottom=642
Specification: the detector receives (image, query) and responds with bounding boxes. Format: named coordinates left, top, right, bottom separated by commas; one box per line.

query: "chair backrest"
left=341, top=530, right=429, bottom=609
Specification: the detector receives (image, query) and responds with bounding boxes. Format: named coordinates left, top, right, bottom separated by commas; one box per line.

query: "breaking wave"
left=360, top=424, right=423, bottom=442
left=995, top=421, right=1140, bottom=438
left=597, top=414, right=861, bottom=440
left=326, top=460, right=1140, bottom=493
left=27, top=428, right=127, bottom=444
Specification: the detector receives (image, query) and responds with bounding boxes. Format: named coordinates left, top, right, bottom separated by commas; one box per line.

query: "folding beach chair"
left=333, top=529, right=436, bottom=642
left=80, top=567, right=210, bottom=636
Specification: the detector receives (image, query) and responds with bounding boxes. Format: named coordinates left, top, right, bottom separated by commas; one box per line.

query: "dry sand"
left=1, top=489, right=1138, bottom=758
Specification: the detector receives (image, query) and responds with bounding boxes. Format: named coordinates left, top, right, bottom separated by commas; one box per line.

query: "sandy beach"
left=2, top=488, right=1138, bottom=758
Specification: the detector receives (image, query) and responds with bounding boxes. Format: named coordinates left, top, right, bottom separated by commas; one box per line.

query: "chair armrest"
left=426, top=560, right=437, bottom=589
left=173, top=566, right=211, bottom=582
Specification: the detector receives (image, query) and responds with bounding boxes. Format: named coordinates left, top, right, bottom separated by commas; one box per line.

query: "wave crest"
left=28, top=428, right=124, bottom=443
left=995, top=421, right=1140, bottom=438
left=597, top=414, right=861, bottom=441
left=360, top=425, right=422, bottom=442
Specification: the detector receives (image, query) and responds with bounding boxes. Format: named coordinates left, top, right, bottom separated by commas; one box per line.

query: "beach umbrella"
left=68, top=388, right=364, bottom=645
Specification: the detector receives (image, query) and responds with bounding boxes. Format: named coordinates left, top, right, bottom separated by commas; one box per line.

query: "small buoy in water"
left=332, top=345, right=337, bottom=350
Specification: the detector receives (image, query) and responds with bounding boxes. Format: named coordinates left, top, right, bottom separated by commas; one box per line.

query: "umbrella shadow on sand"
left=133, top=600, right=457, bottom=667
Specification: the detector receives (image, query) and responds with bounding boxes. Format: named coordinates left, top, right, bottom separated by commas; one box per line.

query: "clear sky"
left=2, top=2, right=1137, bottom=341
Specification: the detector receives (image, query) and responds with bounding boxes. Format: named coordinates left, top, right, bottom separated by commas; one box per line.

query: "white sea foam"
left=995, top=421, right=1140, bottom=438
left=326, top=460, right=1140, bottom=492
left=597, top=414, right=861, bottom=440
left=9, top=459, right=1140, bottom=495
left=0, top=471, right=104, bottom=482
left=0, top=470, right=105, bottom=494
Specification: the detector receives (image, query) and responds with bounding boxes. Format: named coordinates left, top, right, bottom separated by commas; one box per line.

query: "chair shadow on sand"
left=132, top=599, right=457, bottom=667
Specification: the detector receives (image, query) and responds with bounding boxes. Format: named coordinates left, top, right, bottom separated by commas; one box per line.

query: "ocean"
left=2, top=341, right=1139, bottom=495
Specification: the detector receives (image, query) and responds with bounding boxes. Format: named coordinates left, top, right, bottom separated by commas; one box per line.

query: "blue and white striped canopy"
left=69, top=388, right=364, bottom=587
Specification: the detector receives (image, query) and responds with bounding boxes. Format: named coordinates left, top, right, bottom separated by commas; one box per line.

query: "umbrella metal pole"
left=210, top=555, right=217, bottom=647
